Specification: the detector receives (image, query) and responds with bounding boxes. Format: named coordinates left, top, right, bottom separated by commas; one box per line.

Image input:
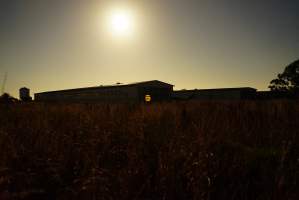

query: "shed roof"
left=35, top=80, right=173, bottom=95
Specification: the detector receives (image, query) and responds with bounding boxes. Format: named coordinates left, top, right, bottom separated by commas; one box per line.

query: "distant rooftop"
left=175, top=87, right=257, bottom=92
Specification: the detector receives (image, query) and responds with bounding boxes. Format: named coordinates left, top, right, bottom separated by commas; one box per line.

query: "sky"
left=0, top=0, right=299, bottom=97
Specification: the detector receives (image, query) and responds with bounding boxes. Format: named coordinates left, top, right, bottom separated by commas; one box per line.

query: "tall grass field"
left=0, top=101, right=298, bottom=199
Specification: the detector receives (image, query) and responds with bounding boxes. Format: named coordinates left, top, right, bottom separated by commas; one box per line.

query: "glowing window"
left=145, top=94, right=151, bottom=102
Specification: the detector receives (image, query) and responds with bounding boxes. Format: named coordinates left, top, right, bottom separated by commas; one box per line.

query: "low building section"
left=173, top=87, right=257, bottom=100
left=34, top=80, right=173, bottom=103
left=256, top=91, right=299, bottom=100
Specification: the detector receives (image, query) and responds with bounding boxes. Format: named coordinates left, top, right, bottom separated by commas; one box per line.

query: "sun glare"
left=107, top=8, right=134, bottom=37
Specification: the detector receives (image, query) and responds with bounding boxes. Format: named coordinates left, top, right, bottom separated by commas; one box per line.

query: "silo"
left=19, top=87, right=32, bottom=101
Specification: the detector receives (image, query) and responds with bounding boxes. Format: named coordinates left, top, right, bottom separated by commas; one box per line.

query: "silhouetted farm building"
left=34, top=80, right=173, bottom=103
left=35, top=80, right=296, bottom=103
left=173, top=87, right=257, bottom=100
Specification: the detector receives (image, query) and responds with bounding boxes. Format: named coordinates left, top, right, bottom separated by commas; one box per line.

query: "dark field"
left=0, top=101, right=298, bottom=200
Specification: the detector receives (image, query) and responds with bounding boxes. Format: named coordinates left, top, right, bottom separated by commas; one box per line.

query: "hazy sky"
left=1, top=0, right=299, bottom=97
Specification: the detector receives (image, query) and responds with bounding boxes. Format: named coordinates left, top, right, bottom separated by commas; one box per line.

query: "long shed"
left=34, top=80, right=173, bottom=103
left=173, top=87, right=257, bottom=100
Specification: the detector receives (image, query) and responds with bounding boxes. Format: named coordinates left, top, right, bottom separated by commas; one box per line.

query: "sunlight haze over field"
left=0, top=0, right=299, bottom=97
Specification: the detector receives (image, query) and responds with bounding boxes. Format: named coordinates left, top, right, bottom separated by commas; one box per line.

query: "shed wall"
left=35, top=86, right=139, bottom=103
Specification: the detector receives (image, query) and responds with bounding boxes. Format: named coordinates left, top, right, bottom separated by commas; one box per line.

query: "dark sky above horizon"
left=1, top=0, right=299, bottom=97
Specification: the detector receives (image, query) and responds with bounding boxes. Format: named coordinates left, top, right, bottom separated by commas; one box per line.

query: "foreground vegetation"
left=0, top=101, right=298, bottom=200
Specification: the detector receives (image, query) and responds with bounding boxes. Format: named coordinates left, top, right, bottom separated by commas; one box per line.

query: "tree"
left=269, top=59, right=299, bottom=92
left=0, top=93, right=18, bottom=104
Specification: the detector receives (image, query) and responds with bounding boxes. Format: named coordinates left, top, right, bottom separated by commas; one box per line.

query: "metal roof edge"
left=35, top=80, right=174, bottom=95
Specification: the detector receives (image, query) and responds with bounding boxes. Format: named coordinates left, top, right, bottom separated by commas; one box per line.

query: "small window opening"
left=145, top=94, right=151, bottom=102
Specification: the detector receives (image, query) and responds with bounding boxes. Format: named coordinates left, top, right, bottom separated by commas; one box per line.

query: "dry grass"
left=0, top=100, right=298, bottom=200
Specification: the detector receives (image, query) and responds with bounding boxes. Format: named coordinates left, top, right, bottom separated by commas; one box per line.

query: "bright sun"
left=107, top=8, right=134, bottom=37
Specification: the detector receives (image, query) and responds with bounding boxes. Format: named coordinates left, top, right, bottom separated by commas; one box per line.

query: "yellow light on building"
left=145, top=94, right=151, bottom=102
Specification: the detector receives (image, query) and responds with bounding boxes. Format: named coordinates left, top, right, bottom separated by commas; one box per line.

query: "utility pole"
left=1, top=72, right=7, bottom=95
